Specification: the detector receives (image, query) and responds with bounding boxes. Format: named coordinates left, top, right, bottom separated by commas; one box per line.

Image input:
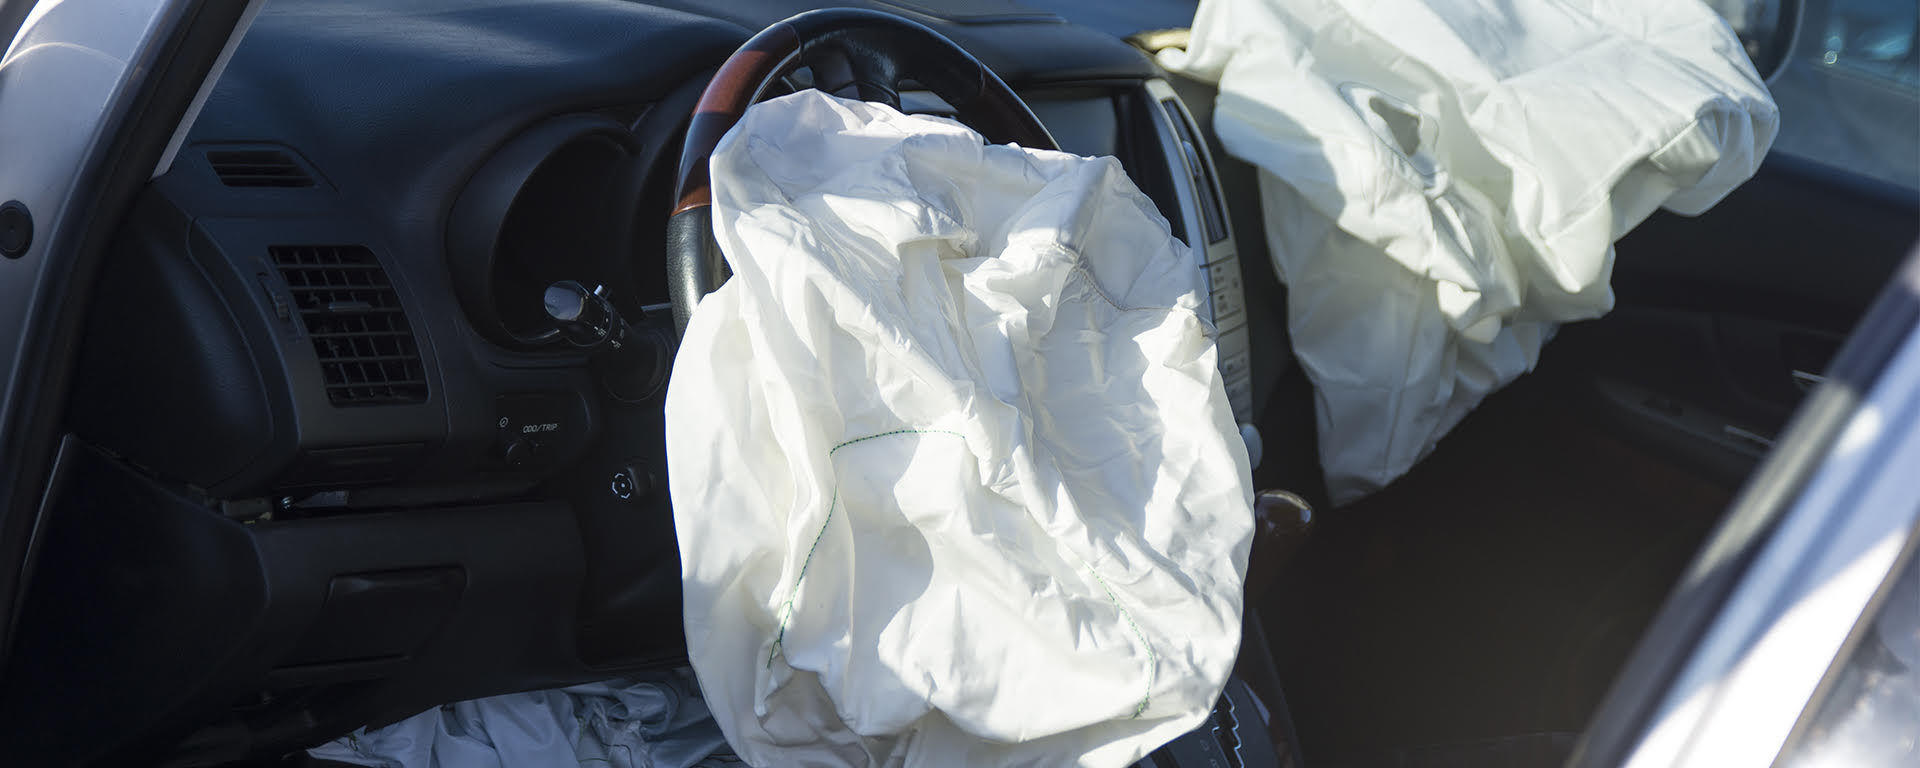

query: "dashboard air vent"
left=208, top=149, right=313, bottom=187
left=1208, top=686, right=1245, bottom=767
left=270, top=245, right=428, bottom=407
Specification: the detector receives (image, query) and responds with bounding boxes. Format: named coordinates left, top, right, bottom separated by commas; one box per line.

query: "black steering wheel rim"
left=663, top=7, right=1058, bottom=334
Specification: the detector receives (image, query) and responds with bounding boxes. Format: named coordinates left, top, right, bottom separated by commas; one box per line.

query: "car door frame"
left=0, top=0, right=255, bottom=672
left=1571, top=248, right=1920, bottom=768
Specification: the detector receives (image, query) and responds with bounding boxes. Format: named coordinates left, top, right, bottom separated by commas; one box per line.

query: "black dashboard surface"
left=189, top=0, right=743, bottom=237
left=190, top=0, right=1156, bottom=230
left=141, top=0, right=1163, bottom=500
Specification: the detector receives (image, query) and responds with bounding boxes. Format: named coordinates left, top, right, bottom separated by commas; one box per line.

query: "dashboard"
left=8, top=1, right=1256, bottom=764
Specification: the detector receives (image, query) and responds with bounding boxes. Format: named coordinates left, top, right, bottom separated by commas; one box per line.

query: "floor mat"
left=1260, top=372, right=1735, bottom=761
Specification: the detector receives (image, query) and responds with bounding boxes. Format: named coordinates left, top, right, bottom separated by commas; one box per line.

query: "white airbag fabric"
left=308, top=674, right=727, bottom=768
left=666, top=90, right=1253, bottom=766
left=1161, top=0, right=1778, bottom=503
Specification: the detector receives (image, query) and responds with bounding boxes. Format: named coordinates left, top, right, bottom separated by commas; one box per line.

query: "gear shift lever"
left=1246, top=490, right=1314, bottom=605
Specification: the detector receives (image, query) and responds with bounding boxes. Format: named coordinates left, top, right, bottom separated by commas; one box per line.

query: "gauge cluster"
left=448, top=114, right=661, bottom=351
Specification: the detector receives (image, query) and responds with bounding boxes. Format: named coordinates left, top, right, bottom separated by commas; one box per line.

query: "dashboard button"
left=1207, top=258, right=1239, bottom=287
left=1211, top=284, right=1244, bottom=322
left=1220, top=351, right=1251, bottom=379
left=610, top=470, right=637, bottom=500
left=502, top=438, right=535, bottom=468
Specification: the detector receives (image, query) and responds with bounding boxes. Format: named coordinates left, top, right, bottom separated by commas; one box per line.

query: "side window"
left=1815, top=0, right=1918, bottom=86
left=1712, top=0, right=1920, bottom=188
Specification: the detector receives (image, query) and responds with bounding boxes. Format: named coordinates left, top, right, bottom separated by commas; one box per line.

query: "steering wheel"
left=663, top=8, right=1059, bottom=333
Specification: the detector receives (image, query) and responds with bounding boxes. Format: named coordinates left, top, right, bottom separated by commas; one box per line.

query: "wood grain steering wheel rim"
left=663, top=7, right=1058, bottom=333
